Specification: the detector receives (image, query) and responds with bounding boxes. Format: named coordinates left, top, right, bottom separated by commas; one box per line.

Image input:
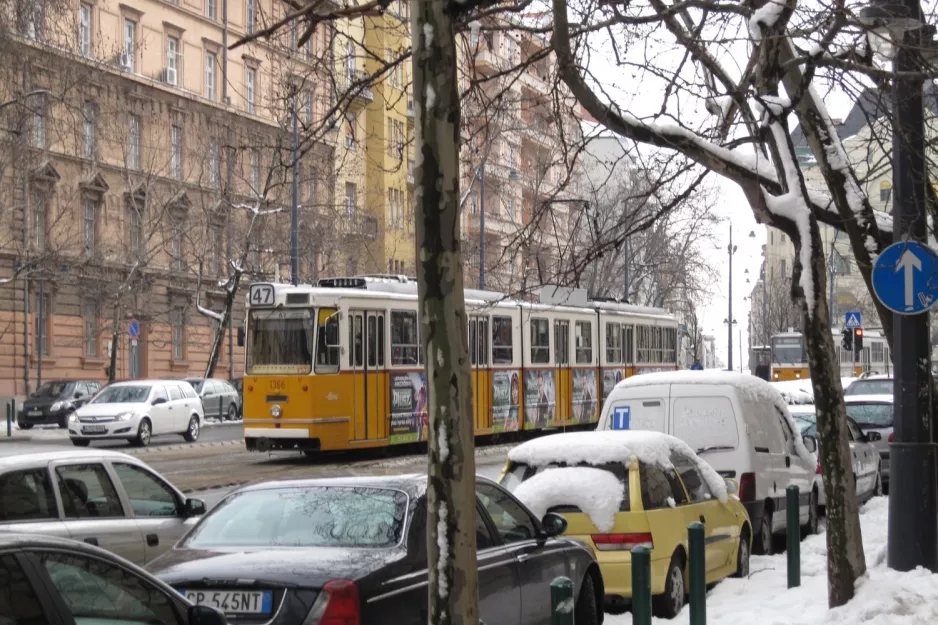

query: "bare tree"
left=751, top=276, right=803, bottom=346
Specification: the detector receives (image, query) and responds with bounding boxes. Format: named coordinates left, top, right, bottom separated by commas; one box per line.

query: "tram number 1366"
left=249, top=284, right=275, bottom=306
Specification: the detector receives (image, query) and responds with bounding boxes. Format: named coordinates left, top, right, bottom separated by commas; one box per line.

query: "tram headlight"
left=270, top=404, right=282, bottom=418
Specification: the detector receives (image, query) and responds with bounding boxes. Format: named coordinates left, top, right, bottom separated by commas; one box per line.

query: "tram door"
left=554, top=320, right=570, bottom=422
left=469, top=316, right=490, bottom=431
left=349, top=310, right=387, bottom=441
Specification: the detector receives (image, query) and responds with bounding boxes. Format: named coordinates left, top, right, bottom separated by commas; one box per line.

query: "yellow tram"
left=770, top=329, right=891, bottom=381
left=238, top=276, right=679, bottom=456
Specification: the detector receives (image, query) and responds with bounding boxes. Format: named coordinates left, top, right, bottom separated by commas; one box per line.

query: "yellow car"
left=499, top=430, right=752, bottom=619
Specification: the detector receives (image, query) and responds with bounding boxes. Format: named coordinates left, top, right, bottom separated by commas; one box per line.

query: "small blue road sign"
left=612, top=406, right=631, bottom=430
left=872, top=241, right=938, bottom=315
left=844, top=312, right=862, bottom=328
left=129, top=319, right=140, bottom=340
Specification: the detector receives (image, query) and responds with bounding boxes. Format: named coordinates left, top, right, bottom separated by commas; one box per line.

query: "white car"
left=68, top=380, right=204, bottom=447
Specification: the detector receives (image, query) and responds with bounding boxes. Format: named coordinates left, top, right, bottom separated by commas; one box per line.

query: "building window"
left=245, top=68, right=256, bottom=114
left=250, top=245, right=260, bottom=272
left=209, top=227, right=220, bottom=275
left=345, top=39, right=356, bottom=81
left=83, top=199, right=97, bottom=256
left=170, top=219, right=185, bottom=271
left=83, top=298, right=97, bottom=357
left=506, top=197, right=515, bottom=221
left=246, top=0, right=256, bottom=35
left=780, top=258, right=787, bottom=276
left=31, top=106, right=45, bottom=149
left=123, top=19, right=135, bottom=71
left=129, top=203, right=144, bottom=258
left=207, top=0, right=217, bottom=20
left=290, top=19, right=297, bottom=49
left=79, top=4, right=92, bottom=57
left=31, top=190, right=45, bottom=251
left=171, top=308, right=185, bottom=361
left=22, top=1, right=44, bottom=40
left=345, top=183, right=356, bottom=217
left=171, top=125, right=183, bottom=180
left=205, top=52, right=216, bottom=100
left=166, top=36, right=179, bottom=85
left=128, top=114, right=140, bottom=170
left=83, top=103, right=96, bottom=159
left=250, top=149, right=260, bottom=195
left=304, top=90, right=313, bottom=125
left=208, top=140, right=220, bottom=188
left=35, top=294, right=50, bottom=356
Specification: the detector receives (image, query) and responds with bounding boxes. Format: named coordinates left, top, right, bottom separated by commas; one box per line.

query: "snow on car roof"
left=508, top=430, right=728, bottom=503
left=514, top=467, right=624, bottom=532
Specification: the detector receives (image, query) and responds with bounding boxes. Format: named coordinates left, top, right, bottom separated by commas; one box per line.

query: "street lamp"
left=859, top=0, right=938, bottom=573
left=723, top=317, right=737, bottom=372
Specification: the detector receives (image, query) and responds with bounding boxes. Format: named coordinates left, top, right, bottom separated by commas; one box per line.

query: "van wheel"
left=183, top=416, right=200, bottom=442
left=653, top=552, right=685, bottom=619
left=733, top=526, right=750, bottom=578
left=802, top=490, right=819, bottom=538
left=754, top=510, right=773, bottom=555
left=574, top=573, right=600, bottom=625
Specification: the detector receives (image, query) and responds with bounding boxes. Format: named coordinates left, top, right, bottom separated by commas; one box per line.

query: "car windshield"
left=247, top=309, right=313, bottom=375
left=845, top=379, right=893, bottom=396
left=184, top=486, right=408, bottom=548
left=845, top=402, right=893, bottom=428
left=793, top=414, right=817, bottom=436
left=34, top=382, right=72, bottom=398
left=91, top=385, right=151, bottom=404
left=772, top=336, right=804, bottom=364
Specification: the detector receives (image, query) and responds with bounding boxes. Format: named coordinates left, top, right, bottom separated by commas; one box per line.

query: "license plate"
left=182, top=590, right=272, bottom=614
left=82, top=425, right=107, bottom=434
left=28, top=411, right=42, bottom=416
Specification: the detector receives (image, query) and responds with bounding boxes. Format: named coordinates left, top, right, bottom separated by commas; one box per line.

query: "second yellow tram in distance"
left=240, top=276, right=680, bottom=456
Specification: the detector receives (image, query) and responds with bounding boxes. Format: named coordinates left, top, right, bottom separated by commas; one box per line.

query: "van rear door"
left=668, top=384, right=741, bottom=461
left=600, top=384, right=669, bottom=433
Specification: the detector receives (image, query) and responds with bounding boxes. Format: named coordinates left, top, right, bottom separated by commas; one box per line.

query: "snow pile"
left=605, top=496, right=938, bottom=624
left=772, top=380, right=814, bottom=405
left=748, top=0, right=787, bottom=41
left=513, top=467, right=624, bottom=532
left=508, top=430, right=728, bottom=503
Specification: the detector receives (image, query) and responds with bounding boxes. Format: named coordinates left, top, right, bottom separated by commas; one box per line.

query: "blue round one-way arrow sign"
left=872, top=241, right=938, bottom=315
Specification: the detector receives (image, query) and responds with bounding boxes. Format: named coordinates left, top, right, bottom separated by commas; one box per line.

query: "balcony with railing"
left=343, top=69, right=375, bottom=107
left=339, top=212, right=378, bottom=239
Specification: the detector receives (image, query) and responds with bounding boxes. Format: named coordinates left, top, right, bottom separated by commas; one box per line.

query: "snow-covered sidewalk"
left=607, top=497, right=938, bottom=624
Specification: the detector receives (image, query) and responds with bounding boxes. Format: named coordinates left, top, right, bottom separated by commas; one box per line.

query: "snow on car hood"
left=508, top=430, right=728, bottom=503
left=513, top=467, right=623, bottom=532
left=76, top=402, right=150, bottom=417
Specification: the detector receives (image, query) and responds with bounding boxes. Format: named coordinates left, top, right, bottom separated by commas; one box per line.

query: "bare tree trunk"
left=108, top=307, right=119, bottom=383
left=413, top=1, right=479, bottom=623
left=797, top=222, right=866, bottom=606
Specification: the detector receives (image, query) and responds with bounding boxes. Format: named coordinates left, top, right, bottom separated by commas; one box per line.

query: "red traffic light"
left=854, top=328, right=863, bottom=337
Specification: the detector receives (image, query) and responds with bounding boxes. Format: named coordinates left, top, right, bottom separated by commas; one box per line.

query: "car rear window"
left=845, top=380, right=893, bottom=396
left=184, top=486, right=408, bottom=548
left=502, top=461, right=631, bottom=512
left=845, top=402, right=893, bottom=428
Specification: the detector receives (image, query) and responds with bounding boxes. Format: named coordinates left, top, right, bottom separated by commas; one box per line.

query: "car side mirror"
left=152, top=397, right=167, bottom=406
left=724, top=478, right=738, bottom=496
left=74, top=392, right=82, bottom=399
left=185, top=498, right=206, bottom=517
left=802, top=435, right=818, bottom=454
left=188, top=605, right=228, bottom=625
left=540, top=512, right=568, bottom=538
left=866, top=431, right=882, bottom=442
left=237, top=327, right=245, bottom=347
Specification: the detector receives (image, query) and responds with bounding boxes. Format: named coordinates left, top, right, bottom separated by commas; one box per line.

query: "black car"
left=17, top=380, right=102, bottom=429
left=148, top=475, right=604, bottom=625
left=0, top=532, right=227, bottom=625
left=183, top=378, right=242, bottom=420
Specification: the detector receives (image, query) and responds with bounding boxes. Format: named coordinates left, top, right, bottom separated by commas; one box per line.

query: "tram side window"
left=554, top=320, right=569, bottom=365
left=315, top=308, right=340, bottom=373
left=530, top=318, right=550, bottom=364
left=469, top=317, right=489, bottom=366
left=624, top=325, right=634, bottom=365
left=606, top=322, right=622, bottom=364
left=391, top=311, right=420, bottom=366
left=492, top=316, right=514, bottom=364
left=575, top=321, right=592, bottom=364
left=636, top=325, right=649, bottom=362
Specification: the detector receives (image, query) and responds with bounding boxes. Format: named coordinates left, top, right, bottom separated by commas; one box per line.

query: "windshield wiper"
left=696, top=445, right=735, bottom=454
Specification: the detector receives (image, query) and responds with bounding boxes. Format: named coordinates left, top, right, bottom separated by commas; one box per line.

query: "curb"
left=124, top=439, right=244, bottom=455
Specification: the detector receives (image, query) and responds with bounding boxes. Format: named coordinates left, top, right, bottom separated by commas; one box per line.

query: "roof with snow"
left=615, top=369, right=763, bottom=389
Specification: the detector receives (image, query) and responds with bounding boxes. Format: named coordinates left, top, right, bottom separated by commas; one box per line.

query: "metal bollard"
left=786, top=485, right=801, bottom=588
left=688, top=521, right=706, bottom=625
left=219, top=395, right=223, bottom=420
left=6, top=400, right=11, bottom=437
left=549, top=576, right=574, bottom=625
left=631, top=545, right=652, bottom=625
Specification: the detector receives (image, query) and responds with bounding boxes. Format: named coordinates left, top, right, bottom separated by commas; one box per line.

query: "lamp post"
left=860, top=0, right=938, bottom=572
left=727, top=224, right=737, bottom=371
left=290, top=88, right=299, bottom=286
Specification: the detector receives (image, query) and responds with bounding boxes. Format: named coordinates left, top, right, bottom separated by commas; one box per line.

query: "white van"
left=597, top=370, right=820, bottom=555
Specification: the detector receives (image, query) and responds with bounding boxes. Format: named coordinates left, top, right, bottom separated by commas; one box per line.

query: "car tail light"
left=303, top=580, right=359, bottom=625
left=739, top=472, right=756, bottom=502
left=888, top=432, right=894, bottom=443
left=590, top=533, right=654, bottom=551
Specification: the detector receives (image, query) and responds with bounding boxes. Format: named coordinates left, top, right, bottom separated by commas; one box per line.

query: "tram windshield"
left=771, top=336, right=805, bottom=364
left=247, top=308, right=313, bottom=374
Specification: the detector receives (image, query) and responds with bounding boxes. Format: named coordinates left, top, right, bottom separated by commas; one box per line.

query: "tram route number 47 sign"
left=249, top=283, right=275, bottom=307
left=872, top=241, right=938, bottom=315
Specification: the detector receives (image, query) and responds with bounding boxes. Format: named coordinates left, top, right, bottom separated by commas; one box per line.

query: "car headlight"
left=67, top=412, right=78, bottom=424
left=51, top=401, right=62, bottom=411
left=115, top=412, right=138, bottom=422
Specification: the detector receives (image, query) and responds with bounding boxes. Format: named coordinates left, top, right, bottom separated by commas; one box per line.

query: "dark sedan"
left=17, top=380, right=101, bottom=429
left=0, top=532, right=227, bottom=625
left=147, top=475, right=604, bottom=625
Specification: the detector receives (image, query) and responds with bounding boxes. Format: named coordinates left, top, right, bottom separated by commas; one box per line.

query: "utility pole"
left=623, top=235, right=630, bottom=302
left=223, top=0, right=235, bottom=379
left=727, top=224, right=736, bottom=371
left=290, top=89, right=299, bottom=286
left=479, top=165, right=485, bottom=289
left=37, top=267, right=43, bottom=387
left=884, top=14, right=938, bottom=572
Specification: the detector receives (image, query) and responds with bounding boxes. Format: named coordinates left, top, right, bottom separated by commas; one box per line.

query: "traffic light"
left=854, top=327, right=864, bottom=351
left=842, top=327, right=853, bottom=351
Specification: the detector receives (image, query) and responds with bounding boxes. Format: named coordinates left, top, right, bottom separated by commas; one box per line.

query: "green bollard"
left=787, top=485, right=801, bottom=588
left=632, top=545, right=652, bottom=625
left=688, top=521, right=706, bottom=625
left=550, top=576, right=574, bottom=625
left=6, top=400, right=11, bottom=437
left=219, top=395, right=223, bottom=420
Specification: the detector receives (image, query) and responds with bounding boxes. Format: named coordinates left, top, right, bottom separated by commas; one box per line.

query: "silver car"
left=0, top=445, right=206, bottom=565
left=845, top=394, right=892, bottom=491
